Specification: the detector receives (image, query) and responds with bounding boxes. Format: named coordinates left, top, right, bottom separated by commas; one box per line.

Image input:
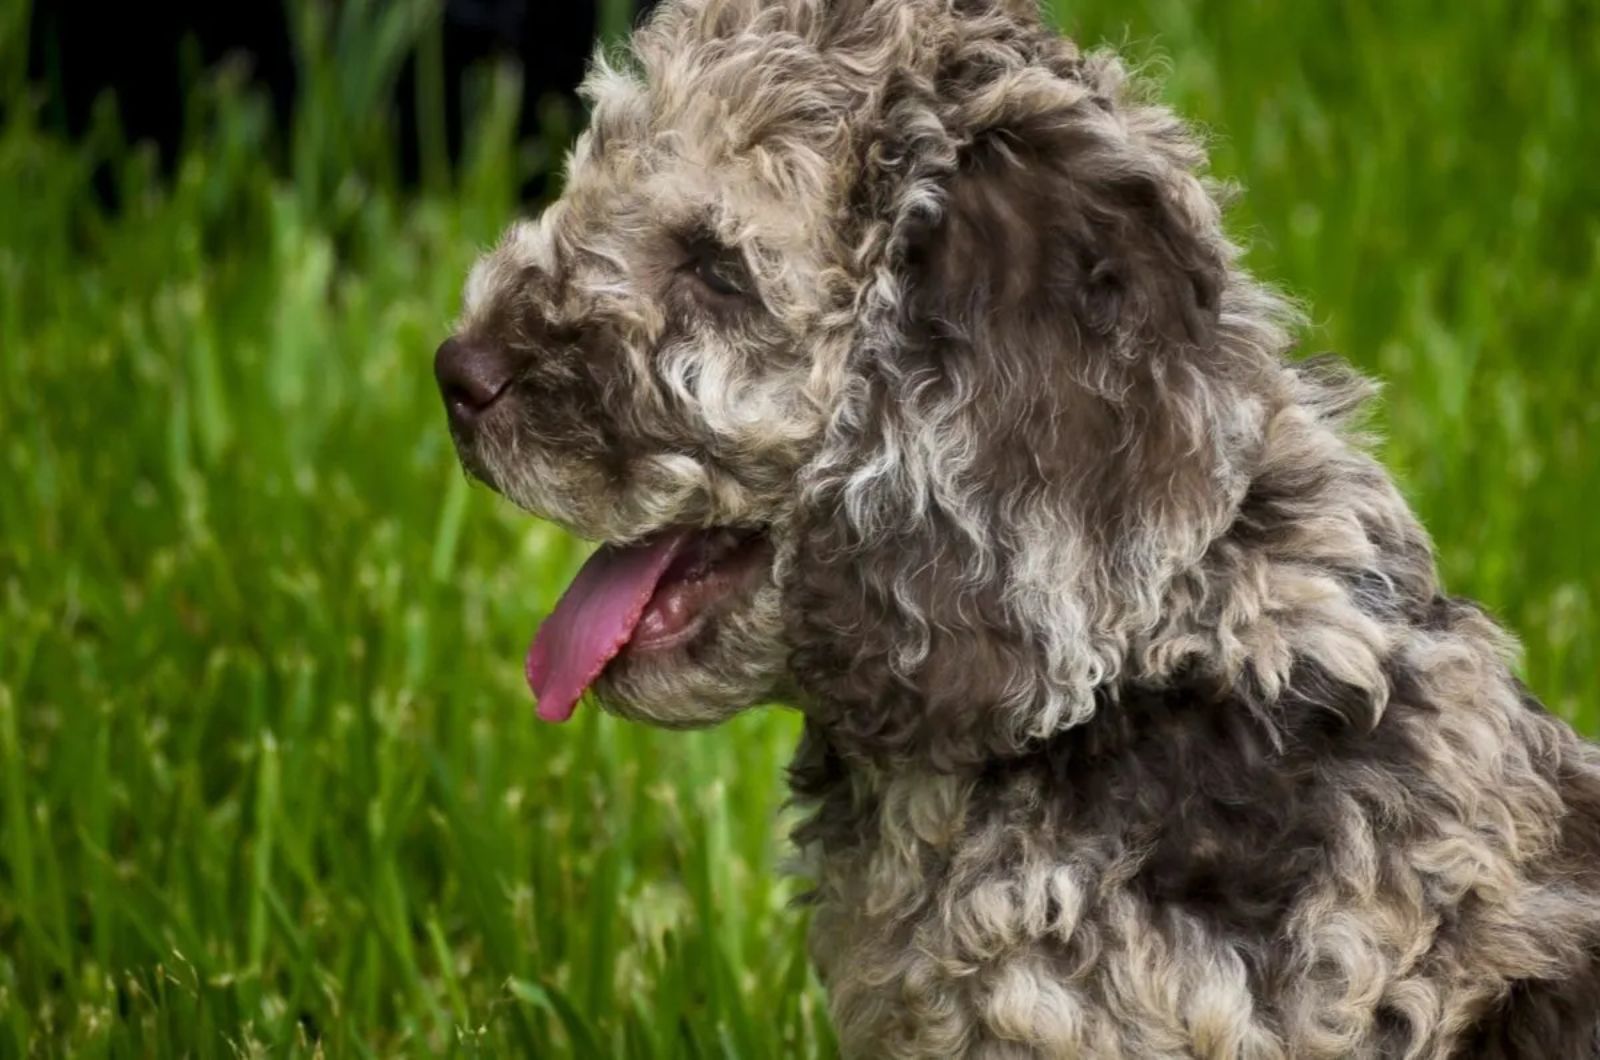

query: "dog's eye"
left=686, top=240, right=752, bottom=299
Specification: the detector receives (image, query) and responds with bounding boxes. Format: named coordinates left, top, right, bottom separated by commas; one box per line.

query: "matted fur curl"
left=444, top=0, right=1600, bottom=1055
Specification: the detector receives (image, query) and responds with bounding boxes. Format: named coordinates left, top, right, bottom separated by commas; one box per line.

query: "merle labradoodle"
left=432, top=1, right=1600, bottom=1054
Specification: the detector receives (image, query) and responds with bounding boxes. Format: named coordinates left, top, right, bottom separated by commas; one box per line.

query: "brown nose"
left=435, top=336, right=515, bottom=424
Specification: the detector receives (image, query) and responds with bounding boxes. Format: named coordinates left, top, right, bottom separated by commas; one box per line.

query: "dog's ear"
left=918, top=126, right=1223, bottom=352
left=790, top=60, right=1261, bottom=767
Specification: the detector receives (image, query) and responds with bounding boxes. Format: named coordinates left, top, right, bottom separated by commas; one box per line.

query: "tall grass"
left=0, top=0, right=1595, bottom=1055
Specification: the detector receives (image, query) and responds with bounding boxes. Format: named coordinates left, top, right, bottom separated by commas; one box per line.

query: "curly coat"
left=439, top=1, right=1600, bottom=1054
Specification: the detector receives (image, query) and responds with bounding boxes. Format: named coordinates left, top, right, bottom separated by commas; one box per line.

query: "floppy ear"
left=788, top=59, right=1260, bottom=767
left=925, top=125, right=1224, bottom=352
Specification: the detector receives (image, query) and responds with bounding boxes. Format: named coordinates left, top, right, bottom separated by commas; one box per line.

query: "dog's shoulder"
left=802, top=641, right=1600, bottom=1057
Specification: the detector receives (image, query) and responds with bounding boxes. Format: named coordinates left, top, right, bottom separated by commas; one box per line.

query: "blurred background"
left=1, top=0, right=1596, bottom=1054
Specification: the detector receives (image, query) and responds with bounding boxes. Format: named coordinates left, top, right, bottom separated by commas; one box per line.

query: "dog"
left=433, top=0, right=1600, bottom=1054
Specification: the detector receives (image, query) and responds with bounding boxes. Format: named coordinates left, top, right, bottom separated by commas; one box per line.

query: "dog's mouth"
left=525, top=526, right=774, bottom=722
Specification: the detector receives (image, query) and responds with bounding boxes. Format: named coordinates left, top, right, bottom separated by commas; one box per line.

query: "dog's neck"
left=788, top=352, right=1437, bottom=773
left=788, top=356, right=1441, bottom=860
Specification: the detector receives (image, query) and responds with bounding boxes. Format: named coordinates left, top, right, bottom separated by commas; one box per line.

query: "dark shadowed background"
left=27, top=0, right=660, bottom=198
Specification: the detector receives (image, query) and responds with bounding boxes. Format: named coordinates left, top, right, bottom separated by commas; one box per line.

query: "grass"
left=0, top=0, right=1595, bottom=1054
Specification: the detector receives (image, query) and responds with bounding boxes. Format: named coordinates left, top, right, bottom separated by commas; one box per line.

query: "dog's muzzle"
left=435, top=335, right=516, bottom=428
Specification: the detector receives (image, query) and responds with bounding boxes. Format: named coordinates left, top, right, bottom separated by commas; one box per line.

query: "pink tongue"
left=525, top=531, right=691, bottom=722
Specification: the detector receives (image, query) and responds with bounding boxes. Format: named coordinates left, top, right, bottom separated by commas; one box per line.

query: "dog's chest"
left=792, top=688, right=1582, bottom=1059
left=801, top=758, right=1301, bottom=1059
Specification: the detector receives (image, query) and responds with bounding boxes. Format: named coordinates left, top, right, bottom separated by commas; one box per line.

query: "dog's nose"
left=435, top=336, right=515, bottom=423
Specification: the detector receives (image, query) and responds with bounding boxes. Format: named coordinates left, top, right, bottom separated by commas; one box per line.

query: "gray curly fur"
left=443, top=1, right=1600, bottom=1054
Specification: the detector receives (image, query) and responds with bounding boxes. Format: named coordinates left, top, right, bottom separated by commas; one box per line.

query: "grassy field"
left=1, top=0, right=1596, bottom=1055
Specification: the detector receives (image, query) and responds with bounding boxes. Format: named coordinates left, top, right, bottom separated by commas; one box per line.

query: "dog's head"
left=438, top=0, right=1292, bottom=757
